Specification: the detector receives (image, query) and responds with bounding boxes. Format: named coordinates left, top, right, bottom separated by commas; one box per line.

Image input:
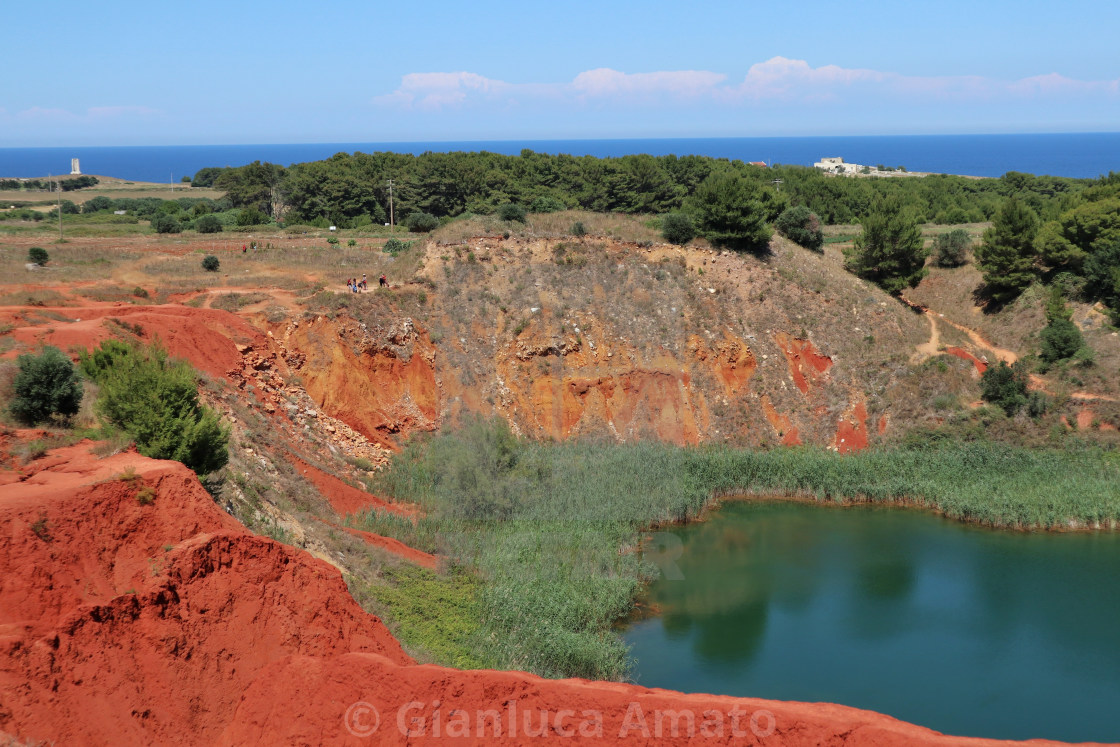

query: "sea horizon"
left=3, top=131, right=1119, bottom=183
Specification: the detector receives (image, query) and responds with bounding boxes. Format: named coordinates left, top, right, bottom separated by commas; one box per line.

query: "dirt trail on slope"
left=911, top=309, right=942, bottom=363
left=902, top=295, right=1119, bottom=405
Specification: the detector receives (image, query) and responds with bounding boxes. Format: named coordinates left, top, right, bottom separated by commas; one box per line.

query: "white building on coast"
left=813, top=157, right=864, bottom=175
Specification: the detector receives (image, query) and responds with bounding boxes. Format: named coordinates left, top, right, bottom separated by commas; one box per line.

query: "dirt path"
left=936, top=316, right=1017, bottom=364
left=903, top=294, right=1119, bottom=404
left=902, top=294, right=1017, bottom=364
left=911, top=310, right=941, bottom=363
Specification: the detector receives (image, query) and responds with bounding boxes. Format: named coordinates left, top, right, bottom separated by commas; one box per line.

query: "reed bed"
left=366, top=419, right=1119, bottom=680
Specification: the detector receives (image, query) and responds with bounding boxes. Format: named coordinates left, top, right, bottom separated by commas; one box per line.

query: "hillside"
left=0, top=216, right=1117, bottom=744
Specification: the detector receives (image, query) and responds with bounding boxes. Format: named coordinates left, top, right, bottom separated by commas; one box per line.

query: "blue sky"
left=3, top=0, right=1119, bottom=146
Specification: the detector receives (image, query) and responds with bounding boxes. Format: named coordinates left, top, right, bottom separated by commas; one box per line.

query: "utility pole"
left=771, top=178, right=783, bottom=192
left=387, top=179, right=395, bottom=232
left=51, top=173, right=63, bottom=240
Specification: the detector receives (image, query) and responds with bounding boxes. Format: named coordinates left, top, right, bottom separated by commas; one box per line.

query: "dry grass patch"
left=431, top=210, right=659, bottom=245
left=209, top=292, right=271, bottom=312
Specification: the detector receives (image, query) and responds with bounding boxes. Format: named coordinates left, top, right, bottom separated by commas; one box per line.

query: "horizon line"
left=4, top=130, right=1120, bottom=151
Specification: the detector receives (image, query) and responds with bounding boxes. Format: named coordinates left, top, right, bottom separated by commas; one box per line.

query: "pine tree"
left=975, top=199, right=1039, bottom=302
left=843, top=196, right=928, bottom=294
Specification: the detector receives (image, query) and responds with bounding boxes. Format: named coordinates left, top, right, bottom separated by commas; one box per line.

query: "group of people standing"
left=346, top=274, right=388, bottom=292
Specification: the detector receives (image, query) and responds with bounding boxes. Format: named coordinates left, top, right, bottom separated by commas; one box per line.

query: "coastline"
left=3, top=131, right=1118, bottom=182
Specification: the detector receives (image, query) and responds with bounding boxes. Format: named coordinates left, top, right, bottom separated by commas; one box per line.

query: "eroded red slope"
left=0, top=441, right=409, bottom=745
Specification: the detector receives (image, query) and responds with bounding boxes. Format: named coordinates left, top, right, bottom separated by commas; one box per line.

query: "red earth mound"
left=945, top=346, right=988, bottom=375
left=220, top=654, right=1076, bottom=746
left=0, top=441, right=409, bottom=745
left=291, top=455, right=415, bottom=518
left=0, top=303, right=268, bottom=380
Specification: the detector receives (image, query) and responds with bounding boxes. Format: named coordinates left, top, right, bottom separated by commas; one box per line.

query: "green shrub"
left=844, top=195, right=928, bottom=293
left=236, top=207, right=268, bottom=226
left=1083, top=238, right=1120, bottom=314
left=195, top=214, right=223, bottom=234
left=84, top=196, right=113, bottom=213
left=79, top=341, right=229, bottom=474
left=660, top=213, right=696, bottom=245
left=975, top=198, right=1039, bottom=302
left=9, top=346, right=83, bottom=425
left=497, top=203, right=527, bottom=223
left=383, top=238, right=410, bottom=254
left=685, top=171, right=773, bottom=253
left=406, top=212, right=439, bottom=232
left=150, top=213, right=181, bottom=234
left=1040, top=288, right=1085, bottom=365
left=1040, top=317, right=1083, bottom=364
left=529, top=196, right=566, bottom=213
left=980, top=360, right=1029, bottom=415
left=27, top=247, right=49, bottom=266
left=1026, top=391, right=1050, bottom=418
left=201, top=255, right=220, bottom=272
left=775, top=205, right=824, bottom=251
left=570, top=221, right=587, bottom=237
left=932, top=228, right=972, bottom=267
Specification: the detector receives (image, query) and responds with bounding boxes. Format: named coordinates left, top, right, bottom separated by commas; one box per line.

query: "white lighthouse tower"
left=70, top=159, right=81, bottom=175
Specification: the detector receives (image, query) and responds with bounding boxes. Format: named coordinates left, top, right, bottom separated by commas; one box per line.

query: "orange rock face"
left=524, top=369, right=705, bottom=444
left=833, top=401, right=870, bottom=453
left=497, top=324, right=714, bottom=445
left=689, top=333, right=757, bottom=395
left=773, top=332, right=833, bottom=395
left=280, top=317, right=440, bottom=448
left=761, top=395, right=802, bottom=446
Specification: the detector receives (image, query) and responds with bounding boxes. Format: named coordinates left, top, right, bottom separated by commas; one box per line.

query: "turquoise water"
left=3, top=132, right=1119, bottom=182
left=621, top=501, right=1120, bottom=743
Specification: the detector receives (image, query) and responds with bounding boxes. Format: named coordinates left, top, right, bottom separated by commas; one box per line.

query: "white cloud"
left=374, top=72, right=515, bottom=110
left=571, top=68, right=726, bottom=98
left=375, top=58, right=1120, bottom=112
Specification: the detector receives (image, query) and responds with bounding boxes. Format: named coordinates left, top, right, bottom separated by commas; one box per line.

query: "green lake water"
left=621, top=501, right=1120, bottom=743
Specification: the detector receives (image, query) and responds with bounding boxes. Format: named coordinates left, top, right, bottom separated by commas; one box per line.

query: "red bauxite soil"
left=0, top=303, right=266, bottom=380
left=0, top=439, right=1092, bottom=746
left=945, top=346, right=988, bottom=375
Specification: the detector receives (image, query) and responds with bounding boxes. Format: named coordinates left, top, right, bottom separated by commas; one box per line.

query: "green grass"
left=360, top=564, right=491, bottom=669
left=372, top=419, right=1120, bottom=682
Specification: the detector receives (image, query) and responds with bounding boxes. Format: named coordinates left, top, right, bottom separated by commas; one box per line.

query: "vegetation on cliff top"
left=202, top=152, right=1094, bottom=230
left=79, top=340, right=229, bottom=474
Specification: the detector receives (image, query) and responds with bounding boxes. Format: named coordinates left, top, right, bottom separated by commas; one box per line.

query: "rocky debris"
left=514, top=335, right=582, bottom=360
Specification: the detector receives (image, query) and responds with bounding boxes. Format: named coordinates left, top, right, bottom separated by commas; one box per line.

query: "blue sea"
left=2, top=133, right=1118, bottom=183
